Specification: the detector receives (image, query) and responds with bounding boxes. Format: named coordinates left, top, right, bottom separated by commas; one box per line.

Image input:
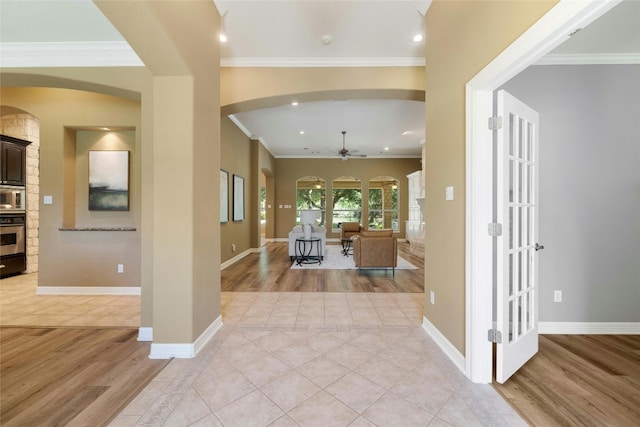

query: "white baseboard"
left=422, top=316, right=466, bottom=375
left=149, top=315, right=223, bottom=359
left=194, top=315, right=223, bottom=355
left=138, top=327, right=153, bottom=341
left=36, top=286, right=140, bottom=295
left=221, top=248, right=259, bottom=270
left=539, top=322, right=640, bottom=335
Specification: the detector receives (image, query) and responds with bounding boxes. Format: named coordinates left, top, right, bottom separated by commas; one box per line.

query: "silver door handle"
left=535, top=243, right=544, bottom=251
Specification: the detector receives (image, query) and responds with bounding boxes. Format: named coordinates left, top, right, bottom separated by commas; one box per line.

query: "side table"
left=295, top=237, right=322, bottom=265
left=341, top=238, right=353, bottom=256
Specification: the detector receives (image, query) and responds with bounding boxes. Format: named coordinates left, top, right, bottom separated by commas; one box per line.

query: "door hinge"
left=488, top=223, right=502, bottom=237
left=488, top=116, right=503, bottom=130
left=488, top=328, right=502, bottom=344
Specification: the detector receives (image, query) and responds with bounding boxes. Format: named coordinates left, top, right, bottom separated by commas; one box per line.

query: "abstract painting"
left=89, top=150, right=130, bottom=211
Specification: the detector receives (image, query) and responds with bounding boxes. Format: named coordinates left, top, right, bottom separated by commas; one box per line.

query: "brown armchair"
left=341, top=222, right=362, bottom=240
left=352, top=230, right=398, bottom=275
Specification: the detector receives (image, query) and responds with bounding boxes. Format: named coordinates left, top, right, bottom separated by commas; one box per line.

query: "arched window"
left=296, top=176, right=325, bottom=226
left=368, top=176, right=399, bottom=231
left=332, top=176, right=362, bottom=230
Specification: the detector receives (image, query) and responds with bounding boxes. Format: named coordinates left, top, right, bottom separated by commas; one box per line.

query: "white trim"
left=138, top=327, right=153, bottom=342
left=221, top=57, right=425, bottom=68
left=36, top=286, right=140, bottom=295
left=539, top=322, right=640, bottom=335
left=0, top=41, right=143, bottom=68
left=194, top=315, right=224, bottom=355
left=149, top=343, right=194, bottom=359
left=465, top=0, right=622, bottom=384
left=536, top=53, right=640, bottom=65
left=221, top=248, right=259, bottom=270
left=273, top=238, right=289, bottom=243
left=149, top=315, right=223, bottom=359
left=422, top=317, right=466, bottom=375
left=464, top=88, right=495, bottom=384
left=228, top=115, right=254, bottom=139
left=275, top=155, right=422, bottom=159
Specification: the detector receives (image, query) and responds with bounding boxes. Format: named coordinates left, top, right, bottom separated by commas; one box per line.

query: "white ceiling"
left=1, top=0, right=638, bottom=158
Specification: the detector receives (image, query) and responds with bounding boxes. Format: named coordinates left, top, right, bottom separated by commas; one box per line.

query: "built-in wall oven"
left=0, top=214, right=26, bottom=277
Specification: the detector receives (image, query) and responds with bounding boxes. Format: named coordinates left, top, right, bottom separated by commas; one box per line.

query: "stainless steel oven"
left=0, top=215, right=25, bottom=256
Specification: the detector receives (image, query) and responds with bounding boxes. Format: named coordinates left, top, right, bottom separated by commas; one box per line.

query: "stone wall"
left=1, top=114, right=40, bottom=273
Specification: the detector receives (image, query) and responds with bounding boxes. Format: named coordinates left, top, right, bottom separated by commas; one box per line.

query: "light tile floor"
left=110, top=292, right=526, bottom=427
left=1, top=275, right=524, bottom=426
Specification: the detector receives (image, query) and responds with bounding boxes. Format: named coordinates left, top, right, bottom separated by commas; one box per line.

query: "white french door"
left=495, top=90, right=540, bottom=383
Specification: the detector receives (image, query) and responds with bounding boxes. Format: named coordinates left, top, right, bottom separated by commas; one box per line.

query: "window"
left=368, top=176, right=399, bottom=231
left=296, top=176, right=325, bottom=226
left=332, top=176, right=362, bottom=230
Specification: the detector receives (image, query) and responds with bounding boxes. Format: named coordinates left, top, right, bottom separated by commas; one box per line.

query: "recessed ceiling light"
left=219, top=33, right=228, bottom=43
left=384, top=147, right=390, bottom=151
left=402, top=130, right=412, bottom=136
left=413, top=34, right=423, bottom=42
left=291, top=101, right=299, bottom=106
left=299, top=130, right=305, bottom=135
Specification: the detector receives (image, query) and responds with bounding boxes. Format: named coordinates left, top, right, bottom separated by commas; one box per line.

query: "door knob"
left=535, top=243, right=545, bottom=251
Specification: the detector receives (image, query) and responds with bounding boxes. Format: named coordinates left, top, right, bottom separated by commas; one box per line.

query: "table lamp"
left=299, top=210, right=319, bottom=240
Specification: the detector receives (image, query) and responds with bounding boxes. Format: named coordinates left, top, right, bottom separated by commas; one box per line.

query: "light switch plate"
left=445, top=186, right=454, bottom=201
left=43, top=195, right=53, bottom=205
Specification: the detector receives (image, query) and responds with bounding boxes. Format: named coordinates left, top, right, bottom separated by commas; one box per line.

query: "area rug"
left=290, top=244, right=418, bottom=270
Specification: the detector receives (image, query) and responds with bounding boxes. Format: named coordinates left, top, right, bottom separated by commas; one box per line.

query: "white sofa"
left=288, top=225, right=327, bottom=261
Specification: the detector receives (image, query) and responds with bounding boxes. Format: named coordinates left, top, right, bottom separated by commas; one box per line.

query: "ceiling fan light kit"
left=337, top=130, right=367, bottom=160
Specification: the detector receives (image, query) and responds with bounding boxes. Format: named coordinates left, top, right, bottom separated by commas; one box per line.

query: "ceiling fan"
left=337, top=131, right=367, bottom=161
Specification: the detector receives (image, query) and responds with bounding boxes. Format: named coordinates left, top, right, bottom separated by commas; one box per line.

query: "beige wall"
left=220, top=117, right=252, bottom=262
left=221, top=67, right=425, bottom=112
left=1, top=87, right=142, bottom=287
left=220, top=119, right=277, bottom=263
left=423, top=0, right=557, bottom=353
left=2, top=1, right=223, bottom=344
left=274, top=158, right=421, bottom=239
left=258, top=141, right=276, bottom=240
left=74, top=130, right=136, bottom=227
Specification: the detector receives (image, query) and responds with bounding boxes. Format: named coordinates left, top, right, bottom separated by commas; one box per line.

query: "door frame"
left=464, top=0, right=621, bottom=383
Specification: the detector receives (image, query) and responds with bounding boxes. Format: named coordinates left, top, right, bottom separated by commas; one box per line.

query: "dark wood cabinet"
left=1, top=135, right=30, bottom=186
left=0, top=253, right=26, bottom=277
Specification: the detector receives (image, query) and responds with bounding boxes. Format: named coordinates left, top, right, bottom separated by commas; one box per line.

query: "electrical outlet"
left=231, top=244, right=236, bottom=252
left=430, top=291, right=435, bottom=305
left=554, top=290, right=562, bottom=302
left=117, top=264, right=124, bottom=273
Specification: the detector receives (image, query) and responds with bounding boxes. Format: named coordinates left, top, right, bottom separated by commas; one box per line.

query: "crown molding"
left=0, top=41, right=143, bottom=68
left=220, top=57, right=425, bottom=68
left=275, top=154, right=422, bottom=159
left=536, top=53, right=640, bottom=65
left=0, top=42, right=427, bottom=68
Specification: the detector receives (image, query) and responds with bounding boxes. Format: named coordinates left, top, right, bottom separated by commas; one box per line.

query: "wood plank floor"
left=221, top=242, right=425, bottom=292
left=0, top=326, right=169, bottom=427
left=493, top=334, right=640, bottom=427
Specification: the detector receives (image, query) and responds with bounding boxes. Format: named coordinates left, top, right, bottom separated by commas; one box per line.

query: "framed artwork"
left=233, top=174, right=244, bottom=221
left=89, top=150, right=130, bottom=211
left=220, top=169, right=229, bottom=223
